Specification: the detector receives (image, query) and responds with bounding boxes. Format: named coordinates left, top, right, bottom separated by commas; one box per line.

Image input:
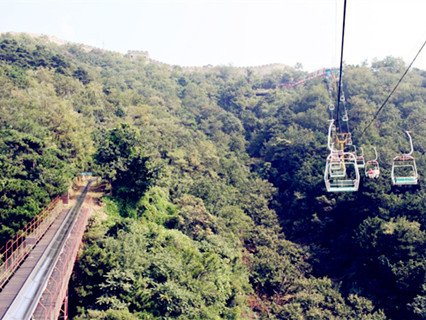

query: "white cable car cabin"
left=391, top=131, right=419, bottom=186
left=354, top=146, right=365, bottom=168
left=325, top=152, right=360, bottom=192
left=365, top=147, right=380, bottom=179
left=328, top=153, right=346, bottom=178
left=324, top=121, right=360, bottom=192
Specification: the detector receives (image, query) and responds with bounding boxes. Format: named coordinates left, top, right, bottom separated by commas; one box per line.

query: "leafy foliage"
left=2, top=34, right=424, bottom=319
left=94, top=124, right=155, bottom=202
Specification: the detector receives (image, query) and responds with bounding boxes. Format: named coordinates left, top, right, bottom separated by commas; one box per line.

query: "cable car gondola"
left=325, top=152, right=360, bottom=192
left=391, top=131, right=418, bottom=186
left=324, top=121, right=360, bottom=192
left=354, top=146, right=365, bottom=168
left=365, top=147, right=380, bottom=179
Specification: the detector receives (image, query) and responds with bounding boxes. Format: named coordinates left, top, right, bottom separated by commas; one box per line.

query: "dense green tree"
left=94, top=124, right=155, bottom=202
left=2, top=34, right=424, bottom=319
left=0, top=129, right=72, bottom=244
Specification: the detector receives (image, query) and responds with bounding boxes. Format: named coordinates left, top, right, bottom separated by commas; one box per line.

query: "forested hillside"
left=0, top=33, right=424, bottom=319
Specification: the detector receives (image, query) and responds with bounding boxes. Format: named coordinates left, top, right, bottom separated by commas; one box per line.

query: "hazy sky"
left=1, top=0, right=425, bottom=71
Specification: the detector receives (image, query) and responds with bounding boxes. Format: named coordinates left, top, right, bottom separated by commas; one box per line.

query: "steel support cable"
left=345, top=105, right=351, bottom=133
left=341, top=93, right=351, bottom=133
left=325, top=76, right=335, bottom=120
left=360, top=39, right=426, bottom=137
left=336, top=0, right=347, bottom=131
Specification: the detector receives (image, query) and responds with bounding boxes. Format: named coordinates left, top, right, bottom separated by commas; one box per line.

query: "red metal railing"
left=33, top=197, right=92, bottom=320
left=0, top=197, right=63, bottom=289
left=279, top=69, right=327, bottom=89
left=278, top=68, right=340, bottom=89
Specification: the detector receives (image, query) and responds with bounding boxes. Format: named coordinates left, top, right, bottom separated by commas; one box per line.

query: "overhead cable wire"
left=336, top=0, right=347, bottom=131
left=360, top=39, right=426, bottom=136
